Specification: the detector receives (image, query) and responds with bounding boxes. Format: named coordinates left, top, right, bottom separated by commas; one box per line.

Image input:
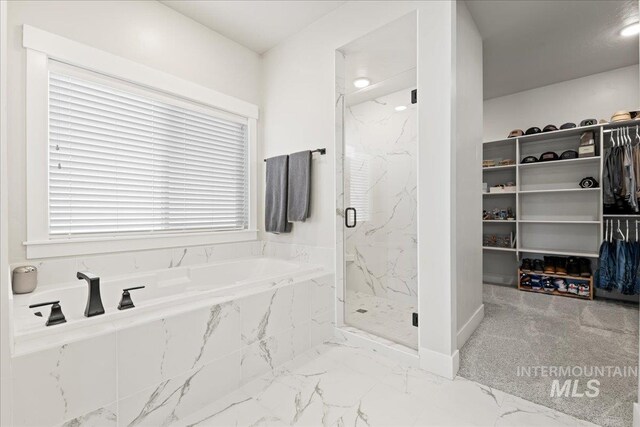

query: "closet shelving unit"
left=482, top=119, right=640, bottom=291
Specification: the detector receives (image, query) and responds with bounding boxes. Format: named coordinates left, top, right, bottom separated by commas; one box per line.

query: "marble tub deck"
left=459, top=284, right=639, bottom=427
left=177, top=342, right=595, bottom=427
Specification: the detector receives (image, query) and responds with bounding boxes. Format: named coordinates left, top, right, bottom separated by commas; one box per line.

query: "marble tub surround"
left=177, top=341, right=596, bottom=427
left=15, top=240, right=333, bottom=291
left=343, top=88, right=418, bottom=307
left=9, top=269, right=335, bottom=426
left=459, top=284, right=639, bottom=427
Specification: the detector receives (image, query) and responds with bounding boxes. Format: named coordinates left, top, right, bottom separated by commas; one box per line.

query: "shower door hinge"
left=412, top=312, right=418, bottom=327
left=411, top=89, right=417, bottom=104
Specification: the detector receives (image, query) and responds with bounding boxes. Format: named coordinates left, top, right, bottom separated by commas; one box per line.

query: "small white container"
left=12, top=265, right=38, bottom=294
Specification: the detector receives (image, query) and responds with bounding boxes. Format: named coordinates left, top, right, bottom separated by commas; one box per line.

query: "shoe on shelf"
left=531, top=276, right=542, bottom=290
left=542, top=276, right=555, bottom=292
left=579, top=258, right=592, bottom=277
left=543, top=256, right=556, bottom=274
left=566, top=257, right=580, bottom=276
left=554, top=257, right=567, bottom=275
left=532, top=259, right=544, bottom=273
left=520, top=274, right=531, bottom=287
left=554, top=278, right=568, bottom=292
left=578, top=284, right=590, bottom=297
left=521, top=258, right=532, bottom=272
left=568, top=282, right=579, bottom=295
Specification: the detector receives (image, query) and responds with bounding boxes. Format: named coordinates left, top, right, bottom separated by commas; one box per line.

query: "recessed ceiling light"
left=620, top=22, right=640, bottom=37
left=395, top=105, right=407, bottom=112
left=353, top=77, right=371, bottom=89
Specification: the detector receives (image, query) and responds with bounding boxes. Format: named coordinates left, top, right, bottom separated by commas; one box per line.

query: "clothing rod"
left=263, top=148, right=327, bottom=162
left=603, top=126, right=639, bottom=134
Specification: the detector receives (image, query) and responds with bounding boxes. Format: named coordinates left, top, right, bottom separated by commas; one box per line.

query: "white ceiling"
left=161, top=0, right=346, bottom=54
left=341, top=12, right=416, bottom=104
left=466, top=0, right=639, bottom=100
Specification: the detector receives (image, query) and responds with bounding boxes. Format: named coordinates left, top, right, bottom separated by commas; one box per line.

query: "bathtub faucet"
left=77, top=271, right=105, bottom=317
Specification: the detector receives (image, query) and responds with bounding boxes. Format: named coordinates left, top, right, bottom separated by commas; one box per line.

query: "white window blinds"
left=49, top=71, right=249, bottom=236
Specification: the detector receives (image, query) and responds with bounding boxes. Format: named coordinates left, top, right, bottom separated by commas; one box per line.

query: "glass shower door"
left=342, top=88, right=418, bottom=349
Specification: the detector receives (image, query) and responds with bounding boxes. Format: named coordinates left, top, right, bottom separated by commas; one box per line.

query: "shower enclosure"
left=336, top=13, right=418, bottom=350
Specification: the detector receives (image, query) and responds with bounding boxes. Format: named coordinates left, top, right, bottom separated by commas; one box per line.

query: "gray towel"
left=287, top=150, right=312, bottom=222
left=265, top=155, right=292, bottom=233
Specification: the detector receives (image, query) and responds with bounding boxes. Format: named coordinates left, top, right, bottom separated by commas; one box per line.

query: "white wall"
left=455, top=1, right=483, bottom=349
left=7, top=0, right=262, bottom=263
left=484, top=65, right=639, bottom=142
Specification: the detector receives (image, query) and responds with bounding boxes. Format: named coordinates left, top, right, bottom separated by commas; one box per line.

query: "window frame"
left=23, top=25, right=258, bottom=259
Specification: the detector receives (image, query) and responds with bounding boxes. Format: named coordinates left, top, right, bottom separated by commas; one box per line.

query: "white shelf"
left=518, top=220, right=599, bottom=224
left=483, top=246, right=517, bottom=252
left=519, top=248, right=599, bottom=258
left=482, top=164, right=516, bottom=171
left=518, top=156, right=600, bottom=169
left=603, top=214, right=640, bottom=218
left=518, top=188, right=599, bottom=195
left=483, top=220, right=516, bottom=223
left=483, top=192, right=516, bottom=196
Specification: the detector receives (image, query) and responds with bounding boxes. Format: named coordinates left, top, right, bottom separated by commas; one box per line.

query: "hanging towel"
left=287, top=150, right=312, bottom=222
left=265, top=155, right=292, bottom=233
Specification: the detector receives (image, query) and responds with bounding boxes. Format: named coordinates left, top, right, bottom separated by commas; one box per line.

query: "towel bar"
left=263, top=148, right=326, bottom=162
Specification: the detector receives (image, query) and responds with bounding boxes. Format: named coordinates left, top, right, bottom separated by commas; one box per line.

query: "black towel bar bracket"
left=263, top=148, right=326, bottom=162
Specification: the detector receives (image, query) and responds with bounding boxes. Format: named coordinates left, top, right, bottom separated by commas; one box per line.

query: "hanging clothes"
left=603, top=129, right=640, bottom=214
left=596, top=221, right=640, bottom=295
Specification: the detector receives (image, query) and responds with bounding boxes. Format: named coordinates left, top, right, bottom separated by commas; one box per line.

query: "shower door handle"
left=345, top=207, right=357, bottom=228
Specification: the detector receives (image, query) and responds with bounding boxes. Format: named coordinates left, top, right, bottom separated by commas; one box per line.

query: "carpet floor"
left=459, top=284, right=639, bottom=427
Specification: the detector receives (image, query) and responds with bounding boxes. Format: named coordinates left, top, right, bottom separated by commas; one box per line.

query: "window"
left=48, top=69, right=249, bottom=237
left=24, top=25, right=258, bottom=258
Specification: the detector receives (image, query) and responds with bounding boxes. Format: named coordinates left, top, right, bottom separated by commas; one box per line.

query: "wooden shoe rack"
left=517, top=269, right=594, bottom=300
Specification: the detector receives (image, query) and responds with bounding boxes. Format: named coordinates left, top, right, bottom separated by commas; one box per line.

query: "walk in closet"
left=466, top=2, right=639, bottom=425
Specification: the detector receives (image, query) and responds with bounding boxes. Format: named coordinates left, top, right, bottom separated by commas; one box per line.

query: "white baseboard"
left=633, top=402, right=640, bottom=427
left=419, top=346, right=459, bottom=379
left=457, top=304, right=485, bottom=349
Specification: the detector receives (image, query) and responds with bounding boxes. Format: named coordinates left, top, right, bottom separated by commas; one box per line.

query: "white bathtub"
left=11, top=256, right=323, bottom=349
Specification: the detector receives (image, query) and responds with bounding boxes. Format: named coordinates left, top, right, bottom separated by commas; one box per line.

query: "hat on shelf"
left=580, top=177, right=599, bottom=188
left=580, top=119, right=598, bottom=127
left=560, top=150, right=578, bottom=160
left=508, top=129, right=524, bottom=138
left=560, top=122, right=577, bottom=129
left=525, top=126, right=542, bottom=135
left=611, top=111, right=631, bottom=122
left=543, top=124, right=558, bottom=132
left=599, top=119, right=608, bottom=124
left=539, top=151, right=559, bottom=162
left=630, top=110, right=640, bottom=120
left=521, top=156, right=538, bottom=164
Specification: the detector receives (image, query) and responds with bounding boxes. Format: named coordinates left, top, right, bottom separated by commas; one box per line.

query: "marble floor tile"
left=181, top=341, right=595, bottom=427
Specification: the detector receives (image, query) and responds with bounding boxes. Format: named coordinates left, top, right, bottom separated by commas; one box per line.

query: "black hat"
left=560, top=122, right=576, bottom=130
left=543, top=124, right=558, bottom=132
left=521, top=156, right=538, bottom=164
left=560, top=150, right=578, bottom=160
left=580, top=119, right=597, bottom=127
left=525, top=127, right=542, bottom=135
left=539, top=151, right=559, bottom=162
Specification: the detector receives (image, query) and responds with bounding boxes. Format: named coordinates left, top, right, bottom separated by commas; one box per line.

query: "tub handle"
left=29, top=301, right=66, bottom=326
left=118, top=286, right=145, bottom=310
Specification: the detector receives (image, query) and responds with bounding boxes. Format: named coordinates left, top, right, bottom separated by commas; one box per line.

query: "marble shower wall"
left=343, top=88, right=417, bottom=306
left=10, top=272, right=335, bottom=426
